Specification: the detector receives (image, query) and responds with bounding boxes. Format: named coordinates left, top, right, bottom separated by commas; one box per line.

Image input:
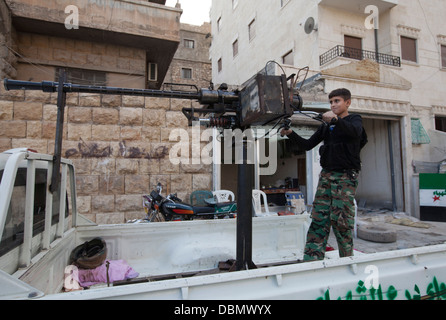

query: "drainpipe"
left=388, top=121, right=397, bottom=212
left=375, top=28, right=379, bottom=63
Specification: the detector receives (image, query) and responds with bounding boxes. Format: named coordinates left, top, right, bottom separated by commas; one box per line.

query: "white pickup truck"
left=1, top=149, right=446, bottom=300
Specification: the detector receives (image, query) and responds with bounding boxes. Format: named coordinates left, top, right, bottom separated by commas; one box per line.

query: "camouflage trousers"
left=303, top=169, right=359, bottom=261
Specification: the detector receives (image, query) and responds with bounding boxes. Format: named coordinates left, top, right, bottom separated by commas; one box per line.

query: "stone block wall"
left=0, top=84, right=212, bottom=224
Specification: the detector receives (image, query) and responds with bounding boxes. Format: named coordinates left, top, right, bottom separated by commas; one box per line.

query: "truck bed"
left=12, top=214, right=311, bottom=297
left=44, top=241, right=446, bottom=300
left=10, top=216, right=446, bottom=300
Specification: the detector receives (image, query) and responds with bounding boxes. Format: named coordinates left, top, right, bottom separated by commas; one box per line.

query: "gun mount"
left=3, top=67, right=305, bottom=272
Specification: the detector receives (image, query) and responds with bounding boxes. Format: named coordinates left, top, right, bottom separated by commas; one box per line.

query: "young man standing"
left=281, top=88, right=367, bottom=261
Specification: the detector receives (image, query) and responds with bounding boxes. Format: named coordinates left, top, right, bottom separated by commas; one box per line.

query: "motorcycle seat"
left=204, top=198, right=236, bottom=210
left=193, top=206, right=216, bottom=214
left=214, top=202, right=235, bottom=209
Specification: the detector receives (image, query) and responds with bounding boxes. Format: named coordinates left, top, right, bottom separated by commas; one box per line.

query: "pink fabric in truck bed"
left=77, top=260, right=139, bottom=287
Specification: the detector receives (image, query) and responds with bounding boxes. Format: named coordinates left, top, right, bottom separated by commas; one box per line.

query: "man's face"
left=329, top=96, right=351, bottom=118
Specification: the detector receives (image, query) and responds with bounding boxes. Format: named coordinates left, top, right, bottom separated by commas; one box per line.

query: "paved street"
left=328, top=210, right=446, bottom=254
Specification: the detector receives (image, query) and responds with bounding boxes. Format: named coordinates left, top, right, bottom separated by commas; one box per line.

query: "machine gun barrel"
left=3, top=79, right=57, bottom=92
left=3, top=79, right=239, bottom=105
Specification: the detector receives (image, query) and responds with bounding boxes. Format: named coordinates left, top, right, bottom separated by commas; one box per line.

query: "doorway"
left=356, top=118, right=405, bottom=211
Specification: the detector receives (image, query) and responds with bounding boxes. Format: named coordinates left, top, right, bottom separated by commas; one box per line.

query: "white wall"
left=210, top=0, right=319, bottom=85
left=210, top=0, right=446, bottom=213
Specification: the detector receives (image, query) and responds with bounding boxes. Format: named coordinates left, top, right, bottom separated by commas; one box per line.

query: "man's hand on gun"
left=280, top=111, right=337, bottom=137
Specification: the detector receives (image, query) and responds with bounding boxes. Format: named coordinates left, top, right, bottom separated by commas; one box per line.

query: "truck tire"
left=357, top=225, right=397, bottom=243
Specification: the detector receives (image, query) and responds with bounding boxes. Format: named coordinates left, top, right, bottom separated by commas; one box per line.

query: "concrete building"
left=210, top=0, right=446, bottom=219
left=165, top=22, right=212, bottom=90
left=0, top=0, right=213, bottom=224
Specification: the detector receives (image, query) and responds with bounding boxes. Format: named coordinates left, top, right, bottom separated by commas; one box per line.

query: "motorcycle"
left=142, top=183, right=237, bottom=222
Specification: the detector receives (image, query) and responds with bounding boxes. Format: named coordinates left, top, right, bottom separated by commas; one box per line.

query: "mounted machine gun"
left=3, top=65, right=306, bottom=271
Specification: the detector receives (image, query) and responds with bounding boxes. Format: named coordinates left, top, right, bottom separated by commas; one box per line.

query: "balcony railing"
left=320, top=45, right=401, bottom=67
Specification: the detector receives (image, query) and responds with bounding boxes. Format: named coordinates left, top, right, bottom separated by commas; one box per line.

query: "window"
left=441, top=45, right=446, bottom=68
left=436, top=116, right=446, bottom=132
left=344, top=35, right=363, bottom=60
left=148, top=62, right=158, bottom=82
left=184, top=39, right=195, bottom=49
left=233, top=39, right=239, bottom=58
left=181, top=68, right=192, bottom=79
left=249, top=19, right=256, bottom=41
left=282, top=50, right=294, bottom=65
left=401, top=36, right=417, bottom=63
left=56, top=67, right=106, bottom=86
left=218, top=58, right=222, bottom=73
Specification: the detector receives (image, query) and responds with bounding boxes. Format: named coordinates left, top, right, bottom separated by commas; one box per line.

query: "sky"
left=165, top=0, right=212, bottom=25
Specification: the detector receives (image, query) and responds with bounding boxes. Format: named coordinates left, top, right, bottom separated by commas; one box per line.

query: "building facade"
left=165, top=22, right=212, bottom=90
left=210, top=0, right=446, bottom=218
left=0, top=0, right=213, bottom=224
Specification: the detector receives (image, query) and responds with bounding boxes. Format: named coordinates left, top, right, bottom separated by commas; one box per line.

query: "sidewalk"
left=328, top=210, right=446, bottom=254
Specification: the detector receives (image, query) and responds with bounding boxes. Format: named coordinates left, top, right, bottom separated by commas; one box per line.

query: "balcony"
left=318, top=0, right=398, bottom=14
left=320, top=45, right=401, bottom=68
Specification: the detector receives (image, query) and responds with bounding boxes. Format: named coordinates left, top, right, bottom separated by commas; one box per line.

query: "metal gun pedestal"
left=235, top=139, right=256, bottom=271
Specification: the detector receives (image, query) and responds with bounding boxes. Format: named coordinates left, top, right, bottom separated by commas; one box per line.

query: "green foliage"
left=318, top=277, right=446, bottom=300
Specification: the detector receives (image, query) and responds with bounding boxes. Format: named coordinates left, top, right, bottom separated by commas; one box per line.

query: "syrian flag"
left=420, top=174, right=446, bottom=222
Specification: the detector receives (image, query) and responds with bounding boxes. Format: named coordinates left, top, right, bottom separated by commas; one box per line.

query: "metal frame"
left=0, top=150, right=77, bottom=268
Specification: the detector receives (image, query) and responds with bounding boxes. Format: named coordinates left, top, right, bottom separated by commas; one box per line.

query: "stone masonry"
left=0, top=1, right=212, bottom=225
left=0, top=84, right=212, bottom=224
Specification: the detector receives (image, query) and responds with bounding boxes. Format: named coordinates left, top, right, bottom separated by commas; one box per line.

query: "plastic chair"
left=213, top=190, right=235, bottom=203
left=252, top=190, right=270, bottom=216
left=190, top=190, right=214, bottom=206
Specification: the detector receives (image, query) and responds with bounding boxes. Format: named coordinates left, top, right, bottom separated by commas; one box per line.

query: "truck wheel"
left=357, top=225, right=397, bottom=243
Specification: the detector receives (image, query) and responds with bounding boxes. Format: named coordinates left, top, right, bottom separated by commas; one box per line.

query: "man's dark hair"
left=329, top=88, right=351, bottom=101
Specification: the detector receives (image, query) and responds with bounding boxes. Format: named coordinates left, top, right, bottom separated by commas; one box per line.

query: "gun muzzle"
left=4, top=79, right=57, bottom=92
